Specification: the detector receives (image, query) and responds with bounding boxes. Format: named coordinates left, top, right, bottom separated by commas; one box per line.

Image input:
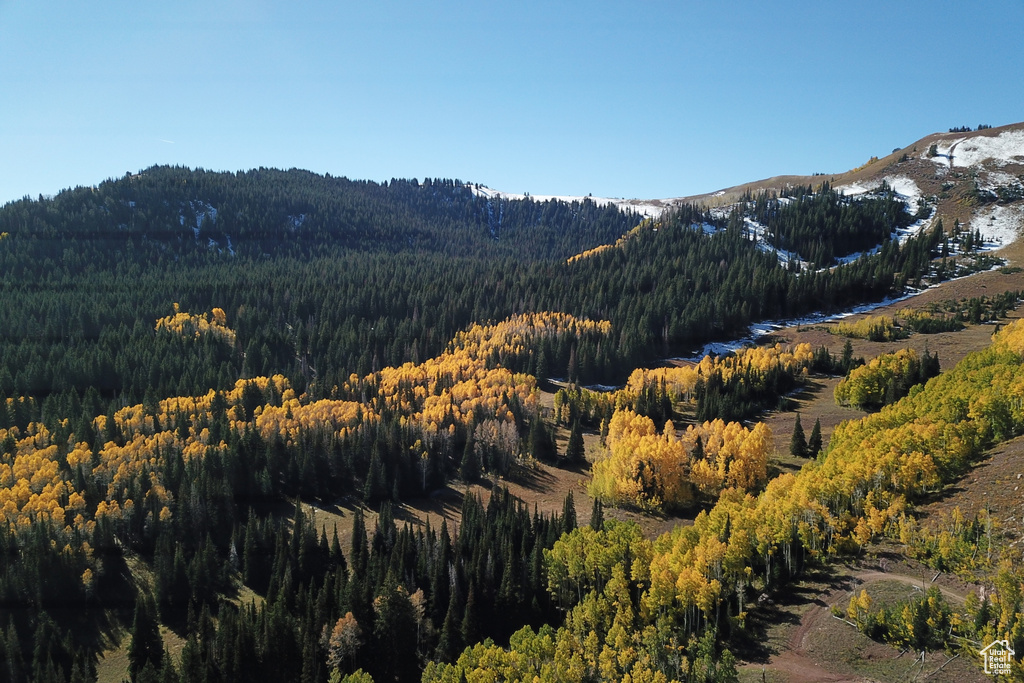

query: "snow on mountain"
left=926, top=129, right=1024, bottom=167
left=180, top=200, right=218, bottom=229
left=951, top=130, right=1024, bottom=167
left=471, top=185, right=678, bottom=218
left=970, top=203, right=1024, bottom=249
left=837, top=175, right=922, bottom=207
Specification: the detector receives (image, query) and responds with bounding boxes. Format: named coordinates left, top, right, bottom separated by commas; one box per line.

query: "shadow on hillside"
left=730, top=565, right=852, bottom=664
left=41, top=550, right=139, bottom=654
left=506, top=463, right=560, bottom=490
left=391, top=486, right=466, bottom=526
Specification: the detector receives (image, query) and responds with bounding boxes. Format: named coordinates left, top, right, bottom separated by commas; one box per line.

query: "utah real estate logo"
left=980, top=639, right=1014, bottom=676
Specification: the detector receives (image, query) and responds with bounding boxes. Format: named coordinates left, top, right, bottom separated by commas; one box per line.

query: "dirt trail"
left=745, top=566, right=977, bottom=683
left=848, top=570, right=968, bottom=604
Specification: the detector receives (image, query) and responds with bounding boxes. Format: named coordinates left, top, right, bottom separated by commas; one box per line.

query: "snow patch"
left=472, top=185, right=678, bottom=218
left=970, top=204, right=1024, bottom=250
left=837, top=175, right=922, bottom=208
left=833, top=176, right=933, bottom=254
left=678, top=290, right=925, bottom=361
left=951, top=130, right=1024, bottom=168
left=985, top=170, right=1020, bottom=186
left=744, top=217, right=808, bottom=269
left=925, top=130, right=1024, bottom=168
left=180, top=201, right=218, bottom=231
left=926, top=137, right=962, bottom=164
left=977, top=170, right=1024, bottom=196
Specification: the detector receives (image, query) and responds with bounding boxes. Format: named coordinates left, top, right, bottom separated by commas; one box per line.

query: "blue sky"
left=2, top=1, right=1022, bottom=204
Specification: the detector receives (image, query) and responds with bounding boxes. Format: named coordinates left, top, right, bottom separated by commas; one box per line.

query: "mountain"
left=2, top=124, right=1023, bottom=683
left=0, top=167, right=642, bottom=262
left=677, top=121, right=1024, bottom=242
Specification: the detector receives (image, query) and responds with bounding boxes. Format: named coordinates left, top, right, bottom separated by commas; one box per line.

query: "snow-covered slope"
left=482, top=123, right=1024, bottom=266
left=837, top=175, right=922, bottom=206
left=970, top=204, right=1024, bottom=249
left=926, top=129, right=1024, bottom=168
left=471, top=185, right=680, bottom=218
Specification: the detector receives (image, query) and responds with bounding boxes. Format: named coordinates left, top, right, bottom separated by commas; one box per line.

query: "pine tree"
left=363, top=450, right=387, bottom=504
left=589, top=499, right=604, bottom=531
left=565, top=421, right=585, bottom=464
left=460, top=586, right=479, bottom=651
left=528, top=410, right=554, bottom=462
left=434, top=589, right=462, bottom=663
left=790, top=414, right=807, bottom=458
left=4, top=620, right=25, bottom=683
left=807, top=417, right=822, bottom=458
left=841, top=339, right=855, bottom=372
left=562, top=491, right=577, bottom=533
left=128, top=593, right=164, bottom=681
left=535, top=348, right=548, bottom=382
left=459, top=435, right=479, bottom=481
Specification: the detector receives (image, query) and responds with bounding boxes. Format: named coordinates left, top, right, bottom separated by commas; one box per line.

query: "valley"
left=2, top=123, right=1024, bottom=683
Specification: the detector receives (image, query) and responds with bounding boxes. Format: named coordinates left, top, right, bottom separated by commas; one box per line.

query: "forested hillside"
left=0, top=166, right=943, bottom=407
left=0, top=165, right=978, bottom=682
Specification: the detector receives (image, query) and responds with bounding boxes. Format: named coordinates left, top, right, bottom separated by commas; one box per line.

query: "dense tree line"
left=0, top=166, right=944, bottom=411
left=0, top=393, right=576, bottom=683
left=742, top=182, right=919, bottom=266
left=0, top=164, right=965, bottom=681
left=834, top=348, right=940, bottom=410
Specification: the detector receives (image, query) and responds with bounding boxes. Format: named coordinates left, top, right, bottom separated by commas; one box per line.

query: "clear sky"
left=2, top=0, right=1022, bottom=205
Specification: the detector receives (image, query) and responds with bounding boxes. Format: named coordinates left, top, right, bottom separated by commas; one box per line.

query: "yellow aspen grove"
left=0, top=311, right=611, bottom=577
left=626, top=342, right=815, bottom=402
left=590, top=409, right=770, bottom=510
left=154, top=304, right=237, bottom=346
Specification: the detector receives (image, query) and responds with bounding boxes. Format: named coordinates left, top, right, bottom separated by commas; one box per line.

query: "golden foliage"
left=626, top=342, right=814, bottom=400
left=566, top=221, right=651, bottom=264
left=834, top=348, right=920, bottom=408
left=0, top=312, right=608, bottom=547
left=155, top=304, right=237, bottom=346
left=590, top=409, right=770, bottom=510
left=829, top=315, right=906, bottom=341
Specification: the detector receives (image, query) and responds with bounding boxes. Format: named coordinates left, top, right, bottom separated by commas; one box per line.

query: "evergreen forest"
left=3, top=165, right=1008, bottom=683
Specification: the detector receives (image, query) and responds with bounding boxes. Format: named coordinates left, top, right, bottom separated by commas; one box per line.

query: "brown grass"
left=736, top=559, right=989, bottom=683
left=95, top=627, right=187, bottom=683
left=674, top=122, right=1024, bottom=226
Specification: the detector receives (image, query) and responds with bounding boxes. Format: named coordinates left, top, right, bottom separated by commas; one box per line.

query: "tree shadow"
left=504, top=464, right=559, bottom=490
left=389, top=486, right=467, bottom=527
left=731, top=565, right=853, bottom=664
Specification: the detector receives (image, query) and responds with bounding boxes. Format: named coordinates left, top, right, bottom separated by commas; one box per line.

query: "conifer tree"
left=841, top=339, right=855, bottom=372
left=459, top=435, right=478, bottom=481
left=128, top=593, right=164, bottom=682
left=790, top=414, right=807, bottom=458
left=807, top=417, right=822, bottom=458
left=460, top=586, right=479, bottom=651
left=562, top=491, right=577, bottom=533
left=589, top=498, right=604, bottom=531
left=565, top=421, right=585, bottom=464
